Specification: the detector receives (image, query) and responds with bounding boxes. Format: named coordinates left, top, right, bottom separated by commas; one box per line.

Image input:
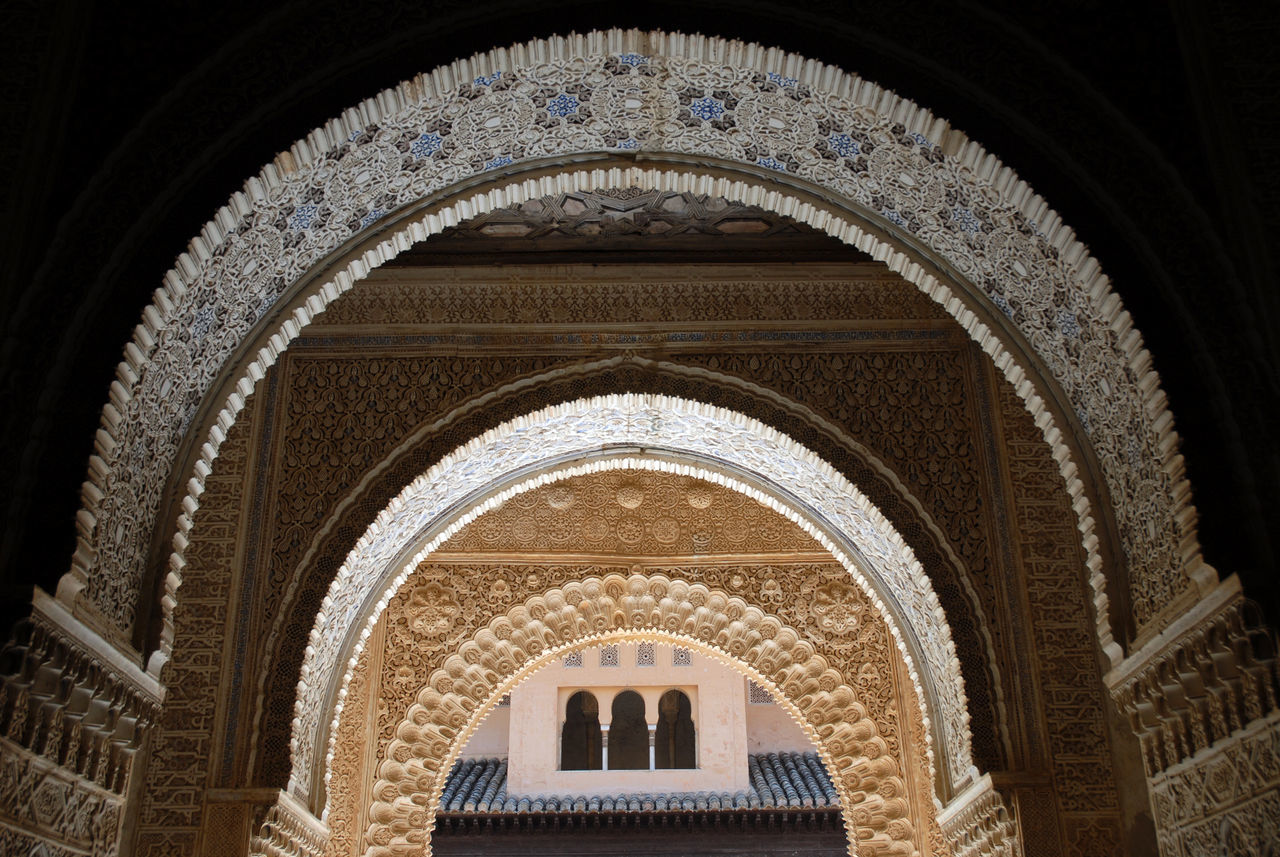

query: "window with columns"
left=556, top=685, right=700, bottom=772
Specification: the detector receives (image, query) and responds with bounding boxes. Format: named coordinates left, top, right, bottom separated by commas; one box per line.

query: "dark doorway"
left=655, top=690, right=695, bottom=769
left=608, top=690, right=649, bottom=770
left=561, top=690, right=602, bottom=770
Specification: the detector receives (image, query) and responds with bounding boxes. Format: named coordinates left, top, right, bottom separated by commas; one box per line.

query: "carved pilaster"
left=0, top=589, right=163, bottom=856
left=1109, top=580, right=1279, bottom=777
left=248, top=790, right=328, bottom=857
left=1109, top=578, right=1280, bottom=856
left=938, top=773, right=1022, bottom=857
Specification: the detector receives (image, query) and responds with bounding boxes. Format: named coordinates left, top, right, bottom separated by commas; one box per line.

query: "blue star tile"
left=288, top=204, right=317, bottom=230
left=1056, top=309, right=1081, bottom=340
left=827, top=134, right=860, bottom=159
left=689, top=96, right=725, bottom=121
left=951, top=206, right=981, bottom=235
left=410, top=132, right=443, bottom=159
left=757, top=156, right=787, bottom=172
left=546, top=93, right=579, bottom=117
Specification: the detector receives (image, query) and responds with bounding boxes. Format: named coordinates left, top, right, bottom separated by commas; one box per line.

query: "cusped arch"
left=367, top=575, right=922, bottom=857
left=291, top=394, right=973, bottom=809
left=68, top=30, right=1206, bottom=680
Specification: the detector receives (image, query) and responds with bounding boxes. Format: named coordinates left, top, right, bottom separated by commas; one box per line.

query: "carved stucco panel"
left=358, top=574, right=923, bottom=857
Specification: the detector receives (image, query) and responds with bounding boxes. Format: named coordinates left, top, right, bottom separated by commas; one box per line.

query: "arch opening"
left=560, top=691, right=603, bottom=772
left=345, top=584, right=937, bottom=857
left=655, top=689, right=695, bottom=770
left=607, top=691, right=648, bottom=771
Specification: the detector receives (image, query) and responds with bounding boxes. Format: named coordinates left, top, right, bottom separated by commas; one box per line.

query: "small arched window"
left=655, top=689, right=695, bottom=769
left=560, top=690, right=602, bottom=770
left=608, top=690, right=649, bottom=770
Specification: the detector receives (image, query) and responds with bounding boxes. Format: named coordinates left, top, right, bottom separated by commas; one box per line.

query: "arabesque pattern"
left=72, top=31, right=1198, bottom=679
left=322, top=557, right=915, bottom=851
left=361, top=573, right=925, bottom=857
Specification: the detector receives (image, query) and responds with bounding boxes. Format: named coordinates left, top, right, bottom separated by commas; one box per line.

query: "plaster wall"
left=505, top=643, right=749, bottom=796
left=460, top=703, right=511, bottom=759
left=746, top=695, right=816, bottom=754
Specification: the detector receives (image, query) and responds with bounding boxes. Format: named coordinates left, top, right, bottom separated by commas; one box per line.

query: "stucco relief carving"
left=318, top=259, right=949, bottom=330
left=249, top=791, right=328, bottom=857
left=323, top=556, right=912, bottom=843
left=1147, top=712, right=1280, bottom=857
left=0, top=595, right=159, bottom=856
left=290, top=396, right=973, bottom=805
left=73, top=31, right=1197, bottom=678
left=938, top=774, right=1021, bottom=857
left=1112, top=594, right=1279, bottom=778
left=438, top=468, right=819, bottom=556
left=356, top=573, right=925, bottom=857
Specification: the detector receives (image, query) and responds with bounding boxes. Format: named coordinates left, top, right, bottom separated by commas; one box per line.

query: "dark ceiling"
left=1, top=0, right=1276, bottom=628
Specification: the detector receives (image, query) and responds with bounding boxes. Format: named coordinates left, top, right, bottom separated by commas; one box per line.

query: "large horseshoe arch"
left=64, top=30, right=1210, bottom=692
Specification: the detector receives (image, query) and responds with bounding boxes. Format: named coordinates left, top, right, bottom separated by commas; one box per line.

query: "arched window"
left=655, top=689, right=696, bottom=769
left=607, top=690, right=649, bottom=770
left=560, top=691, right=602, bottom=770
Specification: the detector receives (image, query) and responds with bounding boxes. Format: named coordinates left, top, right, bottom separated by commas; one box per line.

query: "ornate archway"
left=8, top=25, right=1275, bottom=857
left=351, top=579, right=951, bottom=857
left=62, top=30, right=1207, bottom=684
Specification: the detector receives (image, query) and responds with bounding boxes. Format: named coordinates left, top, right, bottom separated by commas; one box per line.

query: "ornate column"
left=1109, top=577, right=1280, bottom=856
left=0, top=588, right=162, bottom=856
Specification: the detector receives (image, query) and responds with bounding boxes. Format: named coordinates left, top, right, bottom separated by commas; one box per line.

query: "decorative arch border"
left=65, top=29, right=1207, bottom=680
left=290, top=394, right=974, bottom=808
left=359, top=577, right=931, bottom=857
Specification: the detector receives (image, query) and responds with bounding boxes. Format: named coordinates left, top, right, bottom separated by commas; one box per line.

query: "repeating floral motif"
left=0, top=751, right=122, bottom=857
left=76, top=34, right=1193, bottom=665
left=317, top=256, right=950, bottom=327
left=134, top=409, right=253, bottom=853
left=0, top=596, right=158, bottom=857
left=290, top=396, right=974, bottom=804
left=1000, top=383, right=1124, bottom=853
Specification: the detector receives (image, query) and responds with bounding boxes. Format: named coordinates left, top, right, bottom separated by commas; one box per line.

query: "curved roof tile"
left=437, top=751, right=840, bottom=814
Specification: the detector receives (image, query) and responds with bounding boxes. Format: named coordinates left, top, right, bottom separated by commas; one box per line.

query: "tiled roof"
left=437, top=752, right=841, bottom=814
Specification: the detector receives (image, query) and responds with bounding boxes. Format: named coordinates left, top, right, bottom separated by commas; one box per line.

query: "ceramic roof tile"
left=437, top=751, right=840, bottom=814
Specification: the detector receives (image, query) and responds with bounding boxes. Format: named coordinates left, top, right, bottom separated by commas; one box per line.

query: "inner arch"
left=291, top=394, right=974, bottom=809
